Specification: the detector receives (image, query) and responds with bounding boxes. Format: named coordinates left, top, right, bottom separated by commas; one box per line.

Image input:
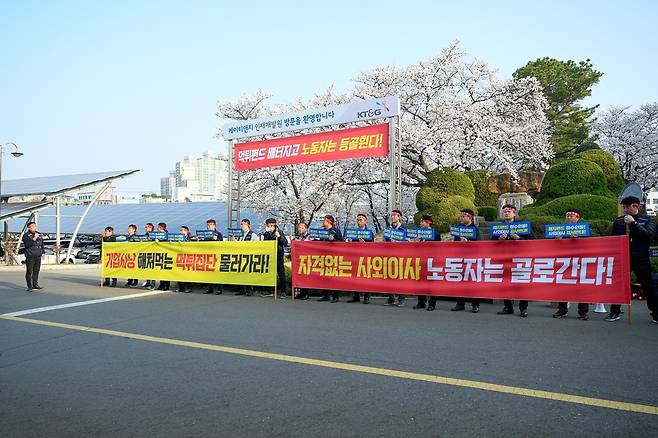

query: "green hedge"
left=415, top=195, right=477, bottom=233
left=576, top=149, right=625, bottom=195
left=416, top=167, right=475, bottom=211
left=536, top=159, right=611, bottom=204
left=465, top=169, right=498, bottom=207
left=477, top=206, right=498, bottom=221
left=520, top=194, right=618, bottom=222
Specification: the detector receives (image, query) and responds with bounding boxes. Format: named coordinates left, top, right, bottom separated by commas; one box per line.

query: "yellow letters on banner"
left=297, top=255, right=353, bottom=277
left=101, top=241, right=278, bottom=286
left=356, top=256, right=421, bottom=280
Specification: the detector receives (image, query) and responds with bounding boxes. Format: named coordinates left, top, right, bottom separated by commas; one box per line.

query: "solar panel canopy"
left=0, top=201, right=52, bottom=221
left=1, top=170, right=139, bottom=198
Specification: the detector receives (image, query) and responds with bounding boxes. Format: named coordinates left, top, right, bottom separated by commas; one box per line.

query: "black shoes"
left=426, top=305, right=436, bottom=311
left=497, top=307, right=514, bottom=315
left=32, top=285, right=43, bottom=290
left=577, top=313, right=589, bottom=321
left=330, top=297, right=339, bottom=303
left=519, top=309, right=528, bottom=318
left=384, top=297, right=396, bottom=306
left=451, top=303, right=465, bottom=312
left=605, top=313, right=620, bottom=322
left=363, top=295, right=370, bottom=304
left=214, top=289, right=223, bottom=295
left=203, top=288, right=213, bottom=294
left=553, top=310, right=568, bottom=318
left=471, top=305, right=479, bottom=313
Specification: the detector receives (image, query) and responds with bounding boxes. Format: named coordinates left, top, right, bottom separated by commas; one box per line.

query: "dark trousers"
left=457, top=297, right=481, bottom=307
left=275, top=255, right=287, bottom=295
left=612, top=257, right=657, bottom=315
left=25, top=256, right=41, bottom=288
left=504, top=299, right=528, bottom=310
left=558, top=302, right=589, bottom=314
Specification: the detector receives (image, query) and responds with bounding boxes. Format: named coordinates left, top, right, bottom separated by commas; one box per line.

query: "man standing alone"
left=22, top=221, right=44, bottom=292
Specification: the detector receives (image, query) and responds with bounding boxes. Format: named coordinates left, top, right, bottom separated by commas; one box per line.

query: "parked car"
left=84, top=249, right=101, bottom=264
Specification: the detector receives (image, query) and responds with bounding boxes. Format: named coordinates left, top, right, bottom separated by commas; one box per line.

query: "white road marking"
left=2, top=291, right=171, bottom=317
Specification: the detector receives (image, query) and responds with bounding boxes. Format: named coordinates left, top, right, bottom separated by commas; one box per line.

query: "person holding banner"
left=448, top=209, right=481, bottom=313
left=176, top=226, right=194, bottom=293
left=552, top=209, right=590, bottom=320
left=494, top=205, right=531, bottom=317
left=346, top=213, right=375, bottom=304
left=124, top=224, right=139, bottom=288
left=606, top=196, right=658, bottom=323
left=263, top=218, right=289, bottom=299
left=384, top=209, right=407, bottom=307
left=101, top=226, right=117, bottom=287
left=317, top=215, right=344, bottom=303
left=414, top=215, right=439, bottom=310
left=203, top=219, right=225, bottom=296
left=236, top=219, right=256, bottom=297
left=141, top=222, right=156, bottom=289
left=155, top=223, right=171, bottom=291
left=293, top=222, right=313, bottom=300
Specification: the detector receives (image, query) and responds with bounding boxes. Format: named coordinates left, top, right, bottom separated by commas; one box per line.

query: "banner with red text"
left=102, top=241, right=277, bottom=286
left=234, top=123, right=389, bottom=170
left=291, top=237, right=631, bottom=304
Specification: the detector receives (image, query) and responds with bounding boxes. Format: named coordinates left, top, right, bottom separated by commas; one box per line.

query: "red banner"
left=234, top=123, right=389, bottom=170
left=291, top=236, right=631, bottom=304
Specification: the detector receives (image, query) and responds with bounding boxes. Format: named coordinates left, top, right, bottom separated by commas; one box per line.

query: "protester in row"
left=101, top=226, right=117, bottom=287
left=317, top=215, right=344, bottom=303
left=203, top=219, right=224, bottom=295
left=293, top=222, right=312, bottom=300
left=124, top=224, right=139, bottom=287
left=552, top=209, right=589, bottom=320
left=236, top=219, right=256, bottom=296
left=347, top=213, right=374, bottom=304
left=155, top=223, right=171, bottom=291
left=22, top=221, right=44, bottom=292
left=494, top=204, right=531, bottom=317
left=263, top=217, right=289, bottom=299
left=607, top=196, right=657, bottom=323
left=142, top=222, right=156, bottom=289
left=384, top=209, right=406, bottom=307
left=176, top=225, right=194, bottom=293
left=449, top=208, right=481, bottom=313
left=414, top=214, right=440, bottom=310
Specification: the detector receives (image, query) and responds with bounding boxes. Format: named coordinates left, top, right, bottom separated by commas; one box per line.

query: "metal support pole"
left=387, top=115, right=401, bottom=212
left=55, top=196, right=61, bottom=258
left=227, top=140, right=233, bottom=229
left=65, top=182, right=111, bottom=261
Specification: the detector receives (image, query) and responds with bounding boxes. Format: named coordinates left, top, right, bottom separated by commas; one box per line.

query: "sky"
left=1, top=0, right=657, bottom=193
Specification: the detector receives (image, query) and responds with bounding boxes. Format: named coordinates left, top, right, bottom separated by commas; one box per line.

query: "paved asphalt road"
left=1, top=268, right=657, bottom=437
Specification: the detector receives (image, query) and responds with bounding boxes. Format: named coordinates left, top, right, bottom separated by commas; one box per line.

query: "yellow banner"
left=101, top=241, right=277, bottom=286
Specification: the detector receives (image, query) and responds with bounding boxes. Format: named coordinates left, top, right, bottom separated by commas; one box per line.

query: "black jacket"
left=22, top=231, right=44, bottom=258
left=263, top=229, right=288, bottom=253
left=239, top=230, right=254, bottom=241
left=612, top=214, right=655, bottom=258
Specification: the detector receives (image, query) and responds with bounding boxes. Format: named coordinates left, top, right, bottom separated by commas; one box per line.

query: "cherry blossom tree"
left=216, top=41, right=553, bottom=227
left=593, top=103, right=658, bottom=191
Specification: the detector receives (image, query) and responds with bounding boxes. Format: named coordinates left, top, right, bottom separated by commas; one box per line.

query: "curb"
left=0, top=264, right=100, bottom=272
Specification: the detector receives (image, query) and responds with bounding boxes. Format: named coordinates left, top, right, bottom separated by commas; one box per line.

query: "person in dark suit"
left=22, top=221, right=44, bottom=292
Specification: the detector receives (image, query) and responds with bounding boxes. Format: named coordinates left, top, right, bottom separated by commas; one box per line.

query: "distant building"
left=646, top=188, right=658, bottom=213
left=160, top=151, right=228, bottom=202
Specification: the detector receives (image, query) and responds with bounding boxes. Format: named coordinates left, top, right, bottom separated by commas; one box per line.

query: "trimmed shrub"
left=520, top=194, right=618, bottom=222
left=465, top=169, right=498, bottom=207
left=415, top=195, right=477, bottom=233
left=477, top=206, right=498, bottom=222
left=577, top=149, right=625, bottom=195
left=416, top=167, right=475, bottom=210
left=536, top=159, right=611, bottom=204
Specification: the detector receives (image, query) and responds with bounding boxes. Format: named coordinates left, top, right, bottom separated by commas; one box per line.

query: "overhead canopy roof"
left=4, top=202, right=275, bottom=235
left=0, top=169, right=139, bottom=199
left=0, top=201, right=52, bottom=222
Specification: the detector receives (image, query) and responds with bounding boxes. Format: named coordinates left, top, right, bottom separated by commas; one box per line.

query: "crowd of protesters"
left=25, top=196, right=658, bottom=324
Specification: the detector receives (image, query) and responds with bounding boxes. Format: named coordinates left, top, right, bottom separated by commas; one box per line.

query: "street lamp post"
left=1, top=142, right=24, bottom=241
